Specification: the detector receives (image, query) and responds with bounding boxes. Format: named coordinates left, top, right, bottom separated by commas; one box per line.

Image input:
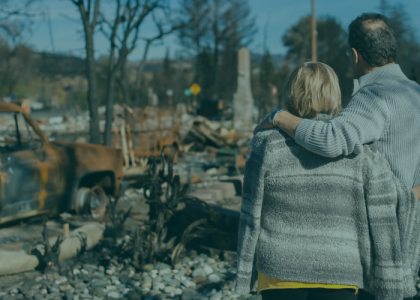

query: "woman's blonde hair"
left=283, top=62, right=342, bottom=118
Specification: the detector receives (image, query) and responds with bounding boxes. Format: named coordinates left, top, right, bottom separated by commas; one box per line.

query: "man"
left=254, top=12, right=420, bottom=299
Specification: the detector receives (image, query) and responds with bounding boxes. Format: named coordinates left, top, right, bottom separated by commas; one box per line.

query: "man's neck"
left=357, top=62, right=395, bottom=79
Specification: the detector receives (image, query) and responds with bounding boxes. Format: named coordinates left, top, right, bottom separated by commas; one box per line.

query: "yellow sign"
left=189, top=83, right=201, bottom=96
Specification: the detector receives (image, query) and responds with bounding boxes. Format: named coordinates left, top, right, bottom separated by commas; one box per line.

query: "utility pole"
left=46, top=7, right=56, bottom=54
left=311, top=0, right=317, bottom=61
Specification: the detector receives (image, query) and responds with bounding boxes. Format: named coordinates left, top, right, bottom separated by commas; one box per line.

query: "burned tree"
left=70, top=0, right=101, bottom=144
left=133, top=13, right=181, bottom=107
left=99, top=0, right=179, bottom=146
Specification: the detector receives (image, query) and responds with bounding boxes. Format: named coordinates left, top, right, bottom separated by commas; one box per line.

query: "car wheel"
left=75, top=186, right=108, bottom=218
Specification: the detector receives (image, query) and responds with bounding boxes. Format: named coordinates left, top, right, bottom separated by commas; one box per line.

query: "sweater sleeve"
left=362, top=146, right=405, bottom=300
left=394, top=178, right=420, bottom=297
left=413, top=163, right=420, bottom=187
left=235, top=133, right=269, bottom=294
left=295, top=87, right=390, bottom=158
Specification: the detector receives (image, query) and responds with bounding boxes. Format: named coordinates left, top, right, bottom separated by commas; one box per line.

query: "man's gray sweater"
left=235, top=115, right=420, bottom=300
left=295, top=64, right=420, bottom=188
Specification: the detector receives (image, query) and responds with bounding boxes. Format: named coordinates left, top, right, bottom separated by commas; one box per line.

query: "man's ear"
left=352, top=48, right=359, bottom=64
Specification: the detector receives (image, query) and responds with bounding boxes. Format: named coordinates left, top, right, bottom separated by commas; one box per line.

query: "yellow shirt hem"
left=257, top=272, right=358, bottom=295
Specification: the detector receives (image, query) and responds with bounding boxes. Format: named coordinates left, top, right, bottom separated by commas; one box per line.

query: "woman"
left=235, top=62, right=420, bottom=300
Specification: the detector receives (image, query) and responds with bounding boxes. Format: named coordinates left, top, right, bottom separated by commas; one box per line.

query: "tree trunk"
left=84, top=26, right=101, bottom=144
left=103, top=48, right=117, bottom=147
left=134, top=41, right=151, bottom=106
left=213, top=0, right=220, bottom=100
left=214, top=37, right=219, bottom=100
left=119, top=53, right=130, bottom=107
left=117, top=52, right=134, bottom=125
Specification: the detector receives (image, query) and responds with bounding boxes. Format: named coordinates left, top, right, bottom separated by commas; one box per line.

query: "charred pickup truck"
left=0, top=103, right=123, bottom=224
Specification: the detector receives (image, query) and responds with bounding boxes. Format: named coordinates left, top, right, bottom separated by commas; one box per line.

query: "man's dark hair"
left=348, top=13, right=397, bottom=67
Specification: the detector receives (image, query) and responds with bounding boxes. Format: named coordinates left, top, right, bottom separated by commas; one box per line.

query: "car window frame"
left=0, top=111, right=44, bottom=153
left=16, top=112, right=43, bottom=149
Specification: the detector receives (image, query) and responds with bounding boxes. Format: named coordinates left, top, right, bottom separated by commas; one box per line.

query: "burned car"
left=0, top=103, right=123, bottom=224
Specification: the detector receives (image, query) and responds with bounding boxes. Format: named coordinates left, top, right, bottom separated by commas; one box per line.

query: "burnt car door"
left=0, top=111, right=61, bottom=222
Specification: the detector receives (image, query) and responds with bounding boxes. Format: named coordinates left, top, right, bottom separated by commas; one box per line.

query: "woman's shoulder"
left=247, top=128, right=295, bottom=162
left=252, top=128, right=291, bottom=148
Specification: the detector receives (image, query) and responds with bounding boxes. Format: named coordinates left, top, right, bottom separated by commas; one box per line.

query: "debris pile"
left=31, top=106, right=252, bottom=154
left=126, top=146, right=218, bottom=266
left=183, top=118, right=229, bottom=152
left=0, top=106, right=257, bottom=300
left=181, top=116, right=252, bottom=154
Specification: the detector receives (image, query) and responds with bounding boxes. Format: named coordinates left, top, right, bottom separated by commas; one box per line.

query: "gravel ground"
left=0, top=243, right=257, bottom=300
left=2, top=238, right=420, bottom=300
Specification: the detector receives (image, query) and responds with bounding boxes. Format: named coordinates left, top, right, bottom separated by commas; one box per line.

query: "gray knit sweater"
left=235, top=114, right=420, bottom=300
left=295, top=64, right=420, bottom=188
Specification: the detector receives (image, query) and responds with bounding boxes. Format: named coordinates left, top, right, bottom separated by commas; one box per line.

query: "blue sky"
left=25, top=0, right=420, bottom=61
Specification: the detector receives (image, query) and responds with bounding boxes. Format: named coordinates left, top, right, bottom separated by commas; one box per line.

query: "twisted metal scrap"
left=134, top=145, right=218, bottom=267
left=30, top=218, right=66, bottom=271
left=105, top=195, right=132, bottom=243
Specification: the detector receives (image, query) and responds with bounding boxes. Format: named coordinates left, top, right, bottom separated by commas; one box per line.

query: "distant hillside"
left=36, top=52, right=86, bottom=76
left=251, top=53, right=285, bottom=69
left=127, top=57, right=195, bottom=74
left=37, top=51, right=285, bottom=76
left=126, top=53, right=285, bottom=74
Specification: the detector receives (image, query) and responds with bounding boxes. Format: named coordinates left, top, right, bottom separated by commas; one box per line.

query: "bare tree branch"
left=0, top=0, right=39, bottom=45
left=102, top=0, right=178, bottom=145
left=87, top=0, right=92, bottom=20
left=0, top=0, right=36, bottom=21
left=92, top=0, right=100, bottom=29
left=59, top=12, right=81, bottom=24
left=133, top=5, right=181, bottom=103
left=0, top=23, right=13, bottom=37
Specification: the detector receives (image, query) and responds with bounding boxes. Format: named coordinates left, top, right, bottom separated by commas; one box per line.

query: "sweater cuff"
left=235, top=275, right=252, bottom=294
left=295, top=119, right=313, bottom=147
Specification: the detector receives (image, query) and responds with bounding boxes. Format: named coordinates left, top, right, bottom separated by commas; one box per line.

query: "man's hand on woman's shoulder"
left=253, top=110, right=301, bottom=139
left=253, top=114, right=274, bottom=135
left=412, top=185, right=420, bottom=201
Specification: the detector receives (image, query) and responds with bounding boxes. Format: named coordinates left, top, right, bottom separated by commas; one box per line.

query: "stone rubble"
left=2, top=243, right=420, bottom=299
left=0, top=248, right=259, bottom=300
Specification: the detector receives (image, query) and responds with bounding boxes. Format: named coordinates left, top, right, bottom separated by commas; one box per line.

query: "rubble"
left=30, top=104, right=252, bottom=158
left=183, top=118, right=228, bottom=152
left=0, top=177, right=250, bottom=300
left=23, top=102, right=253, bottom=197
left=0, top=223, right=105, bottom=276
left=0, top=103, right=260, bottom=299
left=0, top=245, right=248, bottom=300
